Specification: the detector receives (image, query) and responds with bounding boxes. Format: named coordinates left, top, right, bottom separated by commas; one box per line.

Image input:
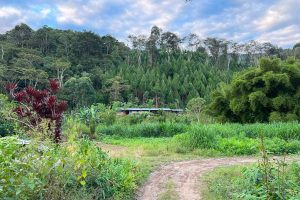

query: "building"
left=118, top=108, right=184, bottom=115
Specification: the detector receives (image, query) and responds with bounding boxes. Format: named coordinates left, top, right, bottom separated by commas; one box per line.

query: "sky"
left=0, top=0, right=299, bottom=47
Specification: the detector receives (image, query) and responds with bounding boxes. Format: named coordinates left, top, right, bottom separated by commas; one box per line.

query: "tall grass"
left=174, top=122, right=300, bottom=155
left=97, top=122, right=188, bottom=138
left=98, top=122, right=300, bottom=155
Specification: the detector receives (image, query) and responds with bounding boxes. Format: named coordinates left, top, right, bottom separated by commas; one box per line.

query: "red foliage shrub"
left=5, top=80, right=68, bottom=142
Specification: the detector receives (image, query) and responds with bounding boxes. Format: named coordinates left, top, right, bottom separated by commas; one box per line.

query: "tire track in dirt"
left=136, top=157, right=257, bottom=200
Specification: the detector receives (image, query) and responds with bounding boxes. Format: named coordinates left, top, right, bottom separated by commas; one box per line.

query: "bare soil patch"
left=136, top=157, right=256, bottom=200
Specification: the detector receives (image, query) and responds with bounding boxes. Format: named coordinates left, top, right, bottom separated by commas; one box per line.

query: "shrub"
left=5, top=80, right=68, bottom=142
left=0, top=94, right=16, bottom=137
left=217, top=137, right=257, bottom=155
left=176, top=125, right=219, bottom=149
left=0, top=120, right=15, bottom=137
left=75, top=104, right=116, bottom=138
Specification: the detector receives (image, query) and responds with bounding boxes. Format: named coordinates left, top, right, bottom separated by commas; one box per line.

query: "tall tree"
left=160, top=31, right=180, bottom=62
left=184, top=33, right=201, bottom=62
left=8, top=23, right=32, bottom=48
left=128, top=34, right=146, bottom=66
left=187, top=97, right=206, bottom=122
left=146, top=26, right=161, bottom=67
left=52, top=58, right=71, bottom=87
left=62, top=76, right=96, bottom=108
left=103, top=76, right=129, bottom=102
left=203, top=38, right=227, bottom=68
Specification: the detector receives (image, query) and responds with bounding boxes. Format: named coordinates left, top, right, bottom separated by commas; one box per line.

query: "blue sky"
left=0, top=0, right=299, bottom=47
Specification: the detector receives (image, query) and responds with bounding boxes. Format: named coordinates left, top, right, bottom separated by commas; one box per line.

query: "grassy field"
left=98, top=122, right=300, bottom=157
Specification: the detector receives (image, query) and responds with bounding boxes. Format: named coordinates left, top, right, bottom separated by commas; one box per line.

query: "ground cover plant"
left=0, top=136, right=142, bottom=200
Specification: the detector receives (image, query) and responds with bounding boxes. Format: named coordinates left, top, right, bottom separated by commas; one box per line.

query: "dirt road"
left=136, top=157, right=257, bottom=200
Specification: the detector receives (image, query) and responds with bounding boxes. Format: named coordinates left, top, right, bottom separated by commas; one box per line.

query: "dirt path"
left=136, top=157, right=257, bottom=200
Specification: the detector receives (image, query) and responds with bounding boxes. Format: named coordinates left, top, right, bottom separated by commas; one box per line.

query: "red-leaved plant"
left=5, top=80, right=68, bottom=142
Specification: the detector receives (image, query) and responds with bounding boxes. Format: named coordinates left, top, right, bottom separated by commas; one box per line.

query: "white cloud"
left=40, top=8, right=51, bottom=18
left=253, top=0, right=300, bottom=47
left=0, top=6, right=21, bottom=18
left=178, top=0, right=300, bottom=47
left=0, top=6, right=25, bottom=33
left=108, top=0, right=185, bottom=37
left=256, top=25, right=300, bottom=47
left=178, top=1, right=264, bottom=42
left=57, top=4, right=84, bottom=25
left=254, top=0, right=300, bottom=31
left=0, top=5, right=53, bottom=33
left=55, top=0, right=106, bottom=26
left=0, top=0, right=299, bottom=47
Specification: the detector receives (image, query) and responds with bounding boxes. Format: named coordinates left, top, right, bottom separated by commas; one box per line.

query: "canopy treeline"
left=0, top=23, right=298, bottom=108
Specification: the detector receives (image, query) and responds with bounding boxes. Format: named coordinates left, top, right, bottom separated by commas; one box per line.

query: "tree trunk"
left=188, top=53, right=192, bottom=62
left=227, top=56, right=231, bottom=71
left=148, top=51, right=153, bottom=67
left=1, top=45, right=4, bottom=60
left=54, top=117, right=62, bottom=143
left=138, top=51, right=141, bottom=66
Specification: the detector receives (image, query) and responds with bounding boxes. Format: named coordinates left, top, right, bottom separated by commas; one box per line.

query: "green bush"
left=217, top=137, right=257, bottom=155
left=0, top=137, right=141, bottom=200
left=0, top=94, right=16, bottom=137
left=186, top=126, right=218, bottom=149
left=0, top=120, right=15, bottom=137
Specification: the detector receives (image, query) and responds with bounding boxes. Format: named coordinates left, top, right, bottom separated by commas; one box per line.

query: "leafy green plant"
left=77, top=104, right=116, bottom=139
left=0, top=94, right=16, bottom=137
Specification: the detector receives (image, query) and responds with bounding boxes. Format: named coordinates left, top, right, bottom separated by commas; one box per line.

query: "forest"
left=1, top=22, right=300, bottom=200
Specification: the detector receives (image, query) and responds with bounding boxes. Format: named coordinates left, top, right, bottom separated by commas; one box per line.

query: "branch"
left=5, top=116, right=36, bottom=131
